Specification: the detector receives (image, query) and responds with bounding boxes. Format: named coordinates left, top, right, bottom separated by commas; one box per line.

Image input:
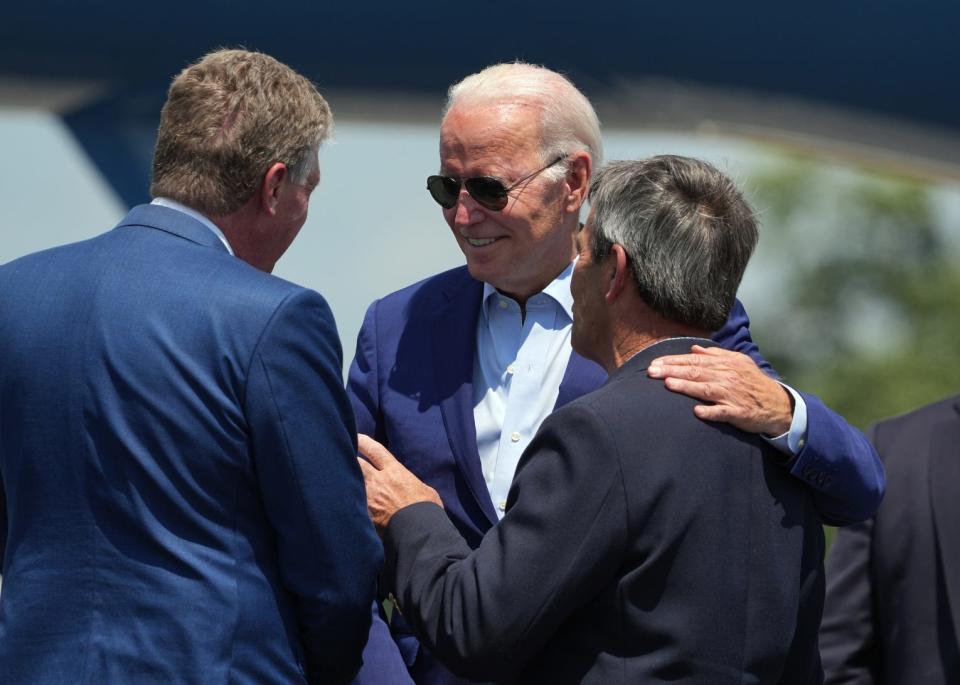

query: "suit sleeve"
left=713, top=298, right=885, bottom=525
left=712, top=298, right=776, bottom=374
left=819, top=426, right=881, bottom=684
left=0, top=468, right=6, bottom=564
left=245, top=289, right=383, bottom=685
left=345, top=299, right=417, bottom=685
left=819, top=520, right=878, bottom=684
left=383, top=404, right=626, bottom=683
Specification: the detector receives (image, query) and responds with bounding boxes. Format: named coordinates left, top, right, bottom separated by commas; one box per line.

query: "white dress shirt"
left=473, top=262, right=575, bottom=518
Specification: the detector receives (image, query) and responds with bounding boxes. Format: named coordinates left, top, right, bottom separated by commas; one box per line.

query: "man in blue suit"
left=0, top=49, right=381, bottom=684
left=348, top=63, right=885, bottom=684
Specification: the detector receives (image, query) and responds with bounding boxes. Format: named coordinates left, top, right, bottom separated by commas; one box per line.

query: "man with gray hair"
left=360, top=155, right=826, bottom=684
left=348, top=61, right=882, bottom=684
left=0, top=49, right=381, bottom=684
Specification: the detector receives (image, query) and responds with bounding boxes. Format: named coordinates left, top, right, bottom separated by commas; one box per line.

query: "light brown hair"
left=151, top=49, right=331, bottom=216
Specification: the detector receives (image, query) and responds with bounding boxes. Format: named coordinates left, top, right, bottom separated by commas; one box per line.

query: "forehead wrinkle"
left=440, top=132, right=539, bottom=180
left=440, top=102, right=542, bottom=176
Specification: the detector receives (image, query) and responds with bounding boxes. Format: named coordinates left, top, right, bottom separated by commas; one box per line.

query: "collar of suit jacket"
left=610, top=336, right=717, bottom=383
left=113, top=204, right=231, bottom=255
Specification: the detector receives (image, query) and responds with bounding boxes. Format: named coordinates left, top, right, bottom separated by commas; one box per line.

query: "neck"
left=601, top=317, right=708, bottom=374
left=495, top=225, right=578, bottom=308
left=215, top=203, right=278, bottom=273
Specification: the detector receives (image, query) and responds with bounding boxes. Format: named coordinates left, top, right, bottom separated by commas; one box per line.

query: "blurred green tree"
left=743, top=159, right=960, bottom=547
left=745, top=159, right=960, bottom=431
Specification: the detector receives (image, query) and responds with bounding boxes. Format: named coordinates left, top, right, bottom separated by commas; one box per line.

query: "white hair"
left=443, top=62, right=603, bottom=180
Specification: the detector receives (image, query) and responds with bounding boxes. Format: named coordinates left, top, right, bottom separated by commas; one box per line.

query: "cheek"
left=442, top=207, right=458, bottom=230
left=571, top=268, right=583, bottom=297
left=295, top=191, right=311, bottom=217
left=507, top=203, right=563, bottom=244
left=502, top=202, right=539, bottom=229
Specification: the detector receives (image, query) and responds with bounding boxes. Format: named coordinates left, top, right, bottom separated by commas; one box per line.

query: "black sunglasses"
left=426, top=156, right=567, bottom=211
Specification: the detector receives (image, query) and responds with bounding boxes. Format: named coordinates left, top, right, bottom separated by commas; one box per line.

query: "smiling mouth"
left=461, top=233, right=504, bottom=248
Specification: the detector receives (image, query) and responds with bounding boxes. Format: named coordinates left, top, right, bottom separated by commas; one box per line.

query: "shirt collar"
left=481, top=259, right=575, bottom=322
left=151, top=197, right=235, bottom=256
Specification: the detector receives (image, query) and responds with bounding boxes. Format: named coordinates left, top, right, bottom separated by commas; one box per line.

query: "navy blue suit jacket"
left=0, top=205, right=382, bottom=684
left=384, top=339, right=825, bottom=684
left=347, top=266, right=884, bottom=684
left=820, top=395, right=960, bottom=684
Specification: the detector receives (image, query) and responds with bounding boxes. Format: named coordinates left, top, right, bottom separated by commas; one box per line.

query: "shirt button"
left=506, top=364, right=515, bottom=375
left=510, top=431, right=520, bottom=442
left=499, top=299, right=508, bottom=309
left=798, top=438, right=806, bottom=449
left=498, top=501, right=507, bottom=512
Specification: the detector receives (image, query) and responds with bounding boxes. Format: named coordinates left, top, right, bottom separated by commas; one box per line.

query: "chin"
left=465, top=261, right=503, bottom=287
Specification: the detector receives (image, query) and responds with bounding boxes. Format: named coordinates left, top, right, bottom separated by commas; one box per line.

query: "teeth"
left=466, top=237, right=497, bottom=247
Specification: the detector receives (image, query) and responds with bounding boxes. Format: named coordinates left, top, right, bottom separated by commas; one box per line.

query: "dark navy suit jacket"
left=347, top=266, right=884, bottom=684
left=0, top=205, right=382, bottom=684
left=384, top=339, right=826, bottom=684
left=820, top=395, right=960, bottom=684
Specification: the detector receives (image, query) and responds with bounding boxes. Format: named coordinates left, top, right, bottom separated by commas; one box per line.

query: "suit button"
left=510, top=431, right=520, bottom=442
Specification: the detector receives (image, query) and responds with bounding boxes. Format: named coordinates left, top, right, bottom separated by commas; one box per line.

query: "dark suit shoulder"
left=559, top=361, right=707, bottom=432
left=869, top=394, right=960, bottom=462
left=872, top=394, right=960, bottom=435
left=549, top=358, right=789, bottom=498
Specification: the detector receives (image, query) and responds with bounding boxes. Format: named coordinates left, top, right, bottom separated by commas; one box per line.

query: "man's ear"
left=260, top=162, right=288, bottom=216
left=564, top=151, right=592, bottom=214
left=605, top=244, right=630, bottom=302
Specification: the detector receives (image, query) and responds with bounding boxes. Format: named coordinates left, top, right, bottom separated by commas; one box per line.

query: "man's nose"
left=452, top=191, right=485, bottom=226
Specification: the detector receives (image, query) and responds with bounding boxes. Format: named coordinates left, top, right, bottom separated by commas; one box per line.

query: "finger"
left=693, top=345, right=753, bottom=363
left=648, top=363, right=708, bottom=381
left=692, top=403, right=737, bottom=422
left=690, top=344, right=717, bottom=355
left=693, top=403, right=754, bottom=433
left=649, top=348, right=745, bottom=372
left=357, top=457, right=377, bottom=481
left=662, top=377, right=720, bottom=403
left=357, top=434, right=396, bottom=469
left=693, top=345, right=757, bottom=370
left=648, top=353, right=703, bottom=372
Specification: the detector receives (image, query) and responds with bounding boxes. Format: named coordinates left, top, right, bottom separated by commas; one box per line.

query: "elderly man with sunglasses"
left=348, top=63, right=885, bottom=685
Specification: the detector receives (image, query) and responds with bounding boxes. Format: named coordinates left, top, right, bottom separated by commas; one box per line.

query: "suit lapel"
left=430, top=278, right=499, bottom=527
left=555, top=350, right=607, bottom=410
left=929, top=400, right=960, bottom=639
